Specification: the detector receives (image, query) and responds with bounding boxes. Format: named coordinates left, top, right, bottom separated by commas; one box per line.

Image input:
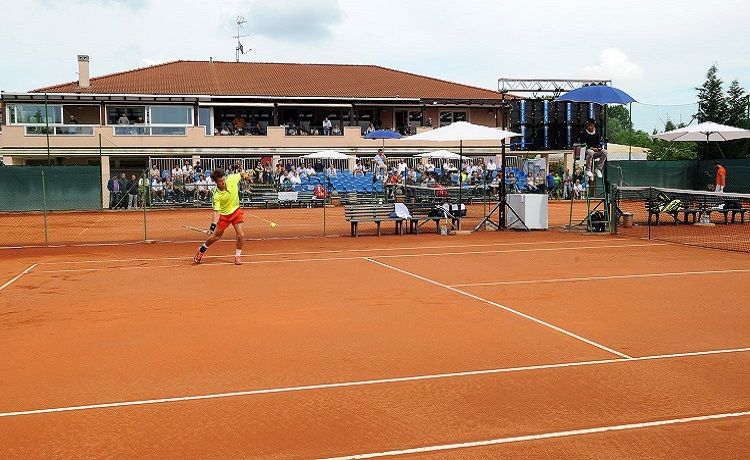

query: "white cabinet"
left=506, top=194, right=548, bottom=230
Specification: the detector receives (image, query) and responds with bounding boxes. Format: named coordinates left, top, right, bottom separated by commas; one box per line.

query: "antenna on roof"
left=234, top=16, right=251, bottom=63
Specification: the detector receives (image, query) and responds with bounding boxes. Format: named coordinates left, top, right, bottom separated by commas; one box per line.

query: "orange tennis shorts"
left=217, top=208, right=244, bottom=231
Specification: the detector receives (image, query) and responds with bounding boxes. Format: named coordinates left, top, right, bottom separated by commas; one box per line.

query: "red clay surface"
left=1, top=230, right=748, bottom=459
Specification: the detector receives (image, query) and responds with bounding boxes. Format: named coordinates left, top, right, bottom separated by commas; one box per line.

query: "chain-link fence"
left=2, top=162, right=528, bottom=247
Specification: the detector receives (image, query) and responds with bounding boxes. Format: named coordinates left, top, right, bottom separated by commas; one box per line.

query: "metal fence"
left=0, top=163, right=520, bottom=247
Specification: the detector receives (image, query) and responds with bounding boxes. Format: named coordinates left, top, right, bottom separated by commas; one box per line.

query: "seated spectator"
left=331, top=123, right=341, bottom=135
left=325, top=165, right=338, bottom=178
left=364, top=122, right=375, bottom=135
left=526, top=174, right=536, bottom=192
left=573, top=179, right=584, bottom=199
left=535, top=172, right=545, bottom=193
left=184, top=176, right=196, bottom=202
left=288, top=169, right=302, bottom=185
left=195, top=174, right=208, bottom=201
left=220, top=126, right=231, bottom=135
left=353, top=160, right=364, bottom=176
left=151, top=176, right=164, bottom=202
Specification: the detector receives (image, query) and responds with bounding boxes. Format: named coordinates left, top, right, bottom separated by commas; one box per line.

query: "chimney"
left=77, top=55, right=90, bottom=88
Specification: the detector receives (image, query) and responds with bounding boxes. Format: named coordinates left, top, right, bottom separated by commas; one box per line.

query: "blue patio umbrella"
left=555, top=85, right=636, bottom=105
left=364, top=129, right=403, bottom=140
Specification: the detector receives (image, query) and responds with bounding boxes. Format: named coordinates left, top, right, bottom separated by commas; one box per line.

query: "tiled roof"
left=32, top=60, right=506, bottom=101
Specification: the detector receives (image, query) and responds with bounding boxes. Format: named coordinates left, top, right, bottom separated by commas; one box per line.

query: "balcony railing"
left=24, top=124, right=95, bottom=136
left=113, top=125, right=187, bottom=136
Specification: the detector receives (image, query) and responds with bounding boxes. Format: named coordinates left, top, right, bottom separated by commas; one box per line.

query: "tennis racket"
left=183, top=225, right=211, bottom=234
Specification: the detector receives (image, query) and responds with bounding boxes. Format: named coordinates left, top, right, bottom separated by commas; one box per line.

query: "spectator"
left=552, top=172, right=562, bottom=199
left=127, top=174, right=139, bottom=209
left=232, top=115, right=246, bottom=133
left=325, top=164, right=338, bottom=178
left=536, top=172, right=545, bottom=193
left=526, top=173, right=537, bottom=192
left=323, top=117, right=332, bottom=135
left=563, top=168, right=573, bottom=200
left=353, top=159, right=364, bottom=176
left=331, top=123, right=341, bottom=135
left=163, top=177, right=175, bottom=203
left=196, top=174, right=208, bottom=201
left=184, top=175, right=196, bottom=202
left=425, top=117, right=433, bottom=128
left=313, top=160, right=325, bottom=175
left=713, top=161, right=726, bottom=193
left=545, top=171, right=555, bottom=196
left=574, top=179, right=584, bottom=199
left=173, top=174, right=185, bottom=202
left=107, top=173, right=121, bottom=209
left=138, top=174, right=150, bottom=206
left=117, top=113, right=130, bottom=125
left=364, top=122, right=375, bottom=135
left=151, top=176, right=164, bottom=203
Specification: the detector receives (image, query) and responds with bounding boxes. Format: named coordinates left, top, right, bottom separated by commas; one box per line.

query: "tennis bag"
left=590, top=211, right=606, bottom=232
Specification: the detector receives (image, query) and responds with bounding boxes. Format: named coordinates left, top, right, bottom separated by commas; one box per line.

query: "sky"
left=1, top=0, right=748, bottom=134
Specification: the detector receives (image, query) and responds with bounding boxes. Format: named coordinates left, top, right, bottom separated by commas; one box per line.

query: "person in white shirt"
left=289, top=169, right=302, bottom=185
left=425, top=159, right=435, bottom=173
left=397, top=159, right=408, bottom=177
left=323, top=117, right=332, bottom=135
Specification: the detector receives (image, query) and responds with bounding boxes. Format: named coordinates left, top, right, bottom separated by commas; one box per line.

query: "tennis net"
left=614, top=186, right=750, bottom=253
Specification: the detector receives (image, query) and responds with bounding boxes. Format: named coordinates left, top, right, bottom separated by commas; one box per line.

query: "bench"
left=646, top=193, right=749, bottom=225
left=344, top=204, right=405, bottom=237
left=405, top=202, right=459, bottom=235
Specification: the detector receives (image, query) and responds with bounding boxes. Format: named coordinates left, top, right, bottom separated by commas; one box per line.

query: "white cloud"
left=581, top=49, right=645, bottom=82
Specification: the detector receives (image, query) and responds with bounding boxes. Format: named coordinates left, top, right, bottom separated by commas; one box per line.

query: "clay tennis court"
left=1, top=226, right=749, bottom=458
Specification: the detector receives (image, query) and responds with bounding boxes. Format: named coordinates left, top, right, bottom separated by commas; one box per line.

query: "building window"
left=107, top=106, right=145, bottom=125
left=150, top=106, right=192, bottom=125
left=439, top=111, right=467, bottom=127
left=8, top=104, right=63, bottom=124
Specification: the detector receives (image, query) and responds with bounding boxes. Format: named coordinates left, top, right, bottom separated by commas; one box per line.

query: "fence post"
left=41, top=169, right=49, bottom=245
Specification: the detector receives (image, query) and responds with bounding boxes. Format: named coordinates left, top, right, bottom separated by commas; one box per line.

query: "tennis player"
left=194, top=167, right=249, bottom=265
left=713, top=162, right=726, bottom=193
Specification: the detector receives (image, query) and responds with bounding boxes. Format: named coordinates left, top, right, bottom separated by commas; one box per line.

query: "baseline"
left=319, top=411, right=750, bottom=460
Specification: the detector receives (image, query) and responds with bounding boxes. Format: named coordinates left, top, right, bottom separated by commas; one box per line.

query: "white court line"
left=1, top=347, right=747, bottom=419
left=37, top=239, right=615, bottom=266
left=453, top=268, right=750, bottom=287
left=0, top=264, right=37, bottom=292
left=366, top=258, right=633, bottom=359
left=35, top=242, right=664, bottom=274
left=319, top=411, right=750, bottom=460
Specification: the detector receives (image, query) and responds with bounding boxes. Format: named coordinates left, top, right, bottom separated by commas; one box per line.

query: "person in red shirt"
left=713, top=162, right=726, bottom=193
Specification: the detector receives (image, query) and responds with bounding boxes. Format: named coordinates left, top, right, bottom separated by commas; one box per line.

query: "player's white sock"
left=235, top=249, right=242, bottom=257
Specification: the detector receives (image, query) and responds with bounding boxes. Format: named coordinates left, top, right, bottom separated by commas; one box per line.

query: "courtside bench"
left=405, top=202, right=459, bottom=234
left=344, top=204, right=405, bottom=237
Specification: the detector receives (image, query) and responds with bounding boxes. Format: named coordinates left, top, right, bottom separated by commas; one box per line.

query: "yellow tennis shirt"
left=212, top=173, right=242, bottom=215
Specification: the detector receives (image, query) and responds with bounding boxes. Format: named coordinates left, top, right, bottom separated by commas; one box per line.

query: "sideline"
left=0, top=264, right=37, bottom=292
left=2, top=347, right=747, bottom=419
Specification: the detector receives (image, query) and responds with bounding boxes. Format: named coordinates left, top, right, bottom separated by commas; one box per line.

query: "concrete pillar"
left=101, top=156, right=110, bottom=209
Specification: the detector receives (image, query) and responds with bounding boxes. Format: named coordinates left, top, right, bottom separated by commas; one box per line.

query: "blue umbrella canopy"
left=364, top=129, right=403, bottom=139
left=555, top=85, right=636, bottom=105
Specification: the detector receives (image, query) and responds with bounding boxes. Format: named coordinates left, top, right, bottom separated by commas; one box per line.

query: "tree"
left=725, top=80, right=748, bottom=128
left=696, top=65, right=727, bottom=123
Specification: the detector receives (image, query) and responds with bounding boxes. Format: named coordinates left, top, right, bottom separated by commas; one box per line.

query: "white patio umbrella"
left=302, top=150, right=355, bottom=159
left=652, top=121, right=750, bottom=181
left=403, top=122, right=522, bottom=230
left=404, top=121, right=520, bottom=143
left=415, top=150, right=462, bottom=160
left=651, top=121, right=750, bottom=143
